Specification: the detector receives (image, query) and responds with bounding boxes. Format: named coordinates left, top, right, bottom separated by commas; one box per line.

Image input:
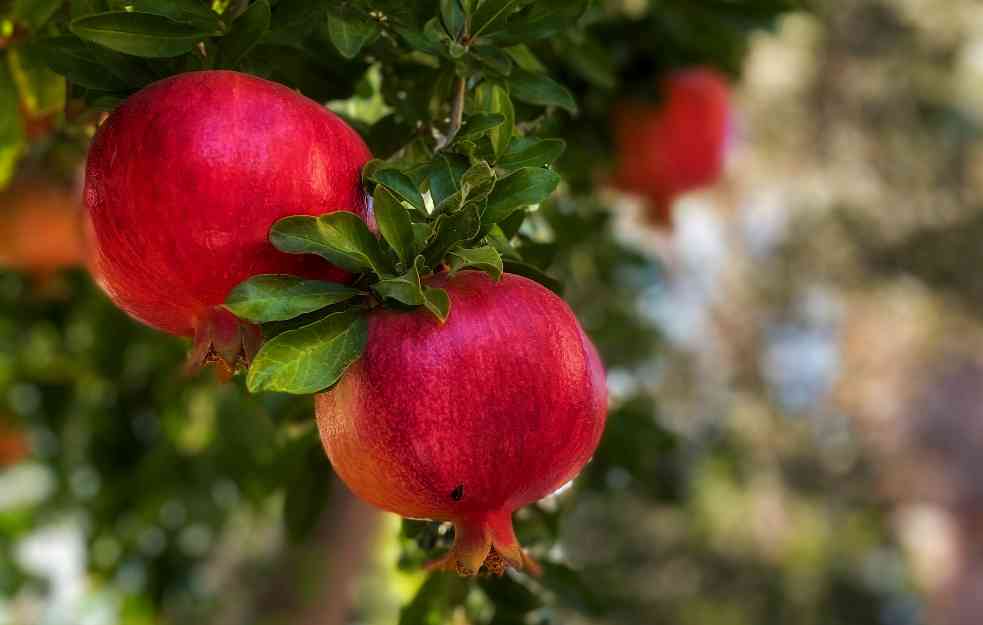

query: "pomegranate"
left=316, top=271, right=607, bottom=576
left=84, top=70, right=372, bottom=374
left=0, top=178, right=85, bottom=279
left=612, top=67, right=732, bottom=228
left=0, top=421, right=29, bottom=467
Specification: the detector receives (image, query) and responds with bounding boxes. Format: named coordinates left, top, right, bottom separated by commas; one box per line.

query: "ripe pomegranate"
left=316, top=271, right=607, bottom=576
left=612, top=67, right=732, bottom=228
left=84, top=70, right=372, bottom=375
left=0, top=178, right=85, bottom=279
left=0, top=421, right=29, bottom=468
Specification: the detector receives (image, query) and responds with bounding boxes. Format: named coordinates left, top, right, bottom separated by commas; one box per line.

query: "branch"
left=436, top=76, right=467, bottom=151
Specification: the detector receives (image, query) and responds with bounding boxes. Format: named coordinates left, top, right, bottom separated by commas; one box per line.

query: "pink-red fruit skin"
left=316, top=271, right=607, bottom=576
left=84, top=70, right=371, bottom=369
left=612, top=67, right=732, bottom=228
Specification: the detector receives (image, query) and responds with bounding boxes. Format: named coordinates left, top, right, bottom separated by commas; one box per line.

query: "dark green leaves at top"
left=488, top=0, right=589, bottom=46
left=499, top=137, right=565, bottom=170
left=459, top=113, right=506, bottom=140
left=440, top=0, right=465, bottom=39
left=326, top=7, right=380, bottom=59
left=508, top=69, right=577, bottom=113
left=217, top=0, right=270, bottom=68
left=423, top=203, right=481, bottom=267
left=71, top=11, right=219, bottom=58
left=427, top=154, right=469, bottom=210
left=246, top=310, right=367, bottom=394
left=373, top=186, right=417, bottom=268
left=483, top=167, right=561, bottom=224
left=373, top=257, right=452, bottom=323
left=367, top=167, right=426, bottom=214
left=128, top=0, right=222, bottom=31
left=29, top=36, right=156, bottom=92
left=448, top=245, right=503, bottom=280
left=474, top=82, right=513, bottom=158
left=225, top=275, right=361, bottom=323
left=471, top=0, right=528, bottom=39
left=271, top=211, right=392, bottom=277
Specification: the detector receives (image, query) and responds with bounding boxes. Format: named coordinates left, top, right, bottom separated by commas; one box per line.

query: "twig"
left=436, top=76, right=467, bottom=151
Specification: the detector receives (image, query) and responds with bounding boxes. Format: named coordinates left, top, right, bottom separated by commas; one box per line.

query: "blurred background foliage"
left=3, top=0, right=981, bottom=624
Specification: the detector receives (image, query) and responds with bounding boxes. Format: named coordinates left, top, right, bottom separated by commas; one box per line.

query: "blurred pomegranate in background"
left=612, top=67, right=732, bottom=228
left=0, top=421, right=29, bottom=467
left=0, top=177, right=85, bottom=282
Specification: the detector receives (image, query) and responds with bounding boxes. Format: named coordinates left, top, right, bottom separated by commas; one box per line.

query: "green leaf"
left=412, top=222, right=431, bottom=252
left=369, top=168, right=426, bottom=214
left=71, top=11, right=217, bottom=58
left=440, top=0, right=465, bottom=39
left=270, top=212, right=391, bottom=276
left=372, top=256, right=426, bottom=307
left=423, top=203, right=481, bottom=266
left=7, top=47, right=66, bottom=119
left=483, top=167, right=560, bottom=224
left=427, top=154, right=469, bottom=210
left=447, top=245, right=503, bottom=280
left=225, top=275, right=361, bottom=323
left=12, top=0, right=62, bottom=29
left=471, top=0, right=527, bottom=39
left=489, top=0, right=588, bottom=45
left=471, top=45, right=512, bottom=75
left=326, top=9, right=379, bottom=59
left=458, top=113, right=505, bottom=139
left=29, top=36, right=155, bottom=92
left=372, top=257, right=450, bottom=323
left=0, top=63, right=25, bottom=190
left=246, top=310, right=367, bottom=394
left=504, top=44, right=545, bottom=72
left=373, top=186, right=417, bottom=267
left=217, top=0, right=270, bottom=68
left=508, top=68, right=577, bottom=113
left=502, top=258, right=562, bottom=293
left=128, top=0, right=222, bottom=31
left=422, top=287, right=450, bottom=323
left=498, top=137, right=565, bottom=170
left=474, top=82, right=513, bottom=159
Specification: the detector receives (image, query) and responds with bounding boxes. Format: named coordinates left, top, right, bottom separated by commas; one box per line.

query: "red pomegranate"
left=612, top=67, right=732, bottom=228
left=84, top=70, right=372, bottom=374
left=0, top=421, right=29, bottom=468
left=316, top=271, right=607, bottom=576
left=0, top=178, right=85, bottom=279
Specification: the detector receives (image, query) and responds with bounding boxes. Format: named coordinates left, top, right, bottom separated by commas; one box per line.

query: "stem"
left=436, top=76, right=467, bottom=151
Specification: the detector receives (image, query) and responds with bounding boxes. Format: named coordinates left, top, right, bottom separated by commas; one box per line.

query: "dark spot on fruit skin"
left=451, top=484, right=464, bottom=501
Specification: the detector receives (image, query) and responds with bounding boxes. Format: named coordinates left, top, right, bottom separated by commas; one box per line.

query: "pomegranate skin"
left=84, top=70, right=372, bottom=339
left=612, top=67, right=731, bottom=227
left=316, top=271, right=607, bottom=575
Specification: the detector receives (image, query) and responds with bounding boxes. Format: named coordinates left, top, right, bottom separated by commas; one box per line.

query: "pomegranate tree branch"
left=437, top=76, right=467, bottom=151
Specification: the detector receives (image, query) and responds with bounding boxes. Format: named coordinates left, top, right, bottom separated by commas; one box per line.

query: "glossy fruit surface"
left=316, top=271, right=607, bottom=575
left=84, top=70, right=371, bottom=371
left=612, top=67, right=732, bottom=227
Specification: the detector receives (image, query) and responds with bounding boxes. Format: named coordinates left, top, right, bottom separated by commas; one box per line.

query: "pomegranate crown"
left=224, top=149, right=566, bottom=397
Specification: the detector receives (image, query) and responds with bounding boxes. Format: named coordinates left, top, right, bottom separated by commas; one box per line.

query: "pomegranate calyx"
left=188, top=307, right=263, bottom=381
left=425, top=512, right=541, bottom=577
